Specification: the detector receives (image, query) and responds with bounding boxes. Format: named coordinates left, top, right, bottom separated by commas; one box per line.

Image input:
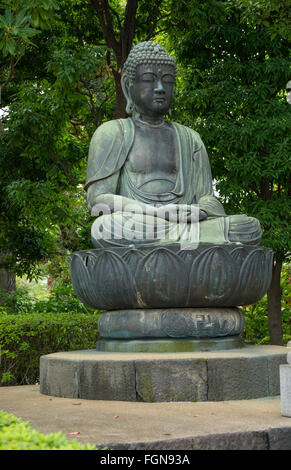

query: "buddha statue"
left=85, top=41, right=262, bottom=248
left=69, top=41, right=273, bottom=350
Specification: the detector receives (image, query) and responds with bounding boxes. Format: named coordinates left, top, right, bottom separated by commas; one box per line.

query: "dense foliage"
left=0, top=0, right=105, bottom=282
left=0, top=0, right=177, bottom=282
left=0, top=311, right=100, bottom=385
left=0, top=283, right=95, bottom=315
left=238, top=0, right=291, bottom=41
left=168, top=0, right=291, bottom=343
left=0, top=0, right=290, bottom=344
left=170, top=0, right=290, bottom=260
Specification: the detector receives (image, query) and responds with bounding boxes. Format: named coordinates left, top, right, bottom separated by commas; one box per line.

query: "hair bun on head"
left=122, top=41, right=177, bottom=82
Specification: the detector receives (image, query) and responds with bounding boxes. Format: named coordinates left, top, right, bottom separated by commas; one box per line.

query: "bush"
left=0, top=312, right=101, bottom=385
left=0, top=287, right=34, bottom=315
left=0, top=410, right=97, bottom=450
left=242, top=295, right=269, bottom=344
left=0, top=283, right=96, bottom=315
left=26, top=284, right=96, bottom=314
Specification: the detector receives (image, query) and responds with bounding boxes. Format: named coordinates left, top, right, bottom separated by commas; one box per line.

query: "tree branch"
left=0, top=55, right=23, bottom=137
left=0, top=118, right=5, bottom=138
left=121, top=0, right=139, bottom=61
left=144, top=4, right=170, bottom=41
left=146, top=24, right=173, bottom=40
left=63, top=16, right=107, bottom=46
left=109, top=3, right=122, bottom=30
left=90, top=0, right=120, bottom=53
left=105, top=47, right=119, bottom=80
left=49, top=201, right=91, bottom=234
left=0, top=56, right=17, bottom=93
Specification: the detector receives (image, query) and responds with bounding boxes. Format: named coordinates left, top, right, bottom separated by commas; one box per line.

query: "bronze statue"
left=68, top=41, right=274, bottom=349
left=85, top=42, right=261, bottom=248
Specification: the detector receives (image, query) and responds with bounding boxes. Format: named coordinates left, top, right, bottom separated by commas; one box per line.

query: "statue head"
left=121, top=41, right=177, bottom=117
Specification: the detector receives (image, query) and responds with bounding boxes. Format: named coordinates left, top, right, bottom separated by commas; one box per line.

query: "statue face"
left=130, top=63, right=175, bottom=118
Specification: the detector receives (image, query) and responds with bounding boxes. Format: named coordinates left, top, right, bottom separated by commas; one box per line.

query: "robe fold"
left=85, top=118, right=261, bottom=247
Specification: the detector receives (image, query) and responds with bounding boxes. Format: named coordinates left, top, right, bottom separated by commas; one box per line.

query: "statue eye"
left=140, top=73, right=156, bottom=82
left=162, top=74, right=175, bottom=84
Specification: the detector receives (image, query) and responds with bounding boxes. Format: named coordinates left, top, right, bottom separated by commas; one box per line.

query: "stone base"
left=280, top=348, right=291, bottom=417
left=98, top=308, right=244, bottom=340
left=95, top=336, right=244, bottom=353
left=40, top=345, right=288, bottom=402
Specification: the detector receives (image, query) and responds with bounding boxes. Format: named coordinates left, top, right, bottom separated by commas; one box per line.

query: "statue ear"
left=121, top=74, right=133, bottom=114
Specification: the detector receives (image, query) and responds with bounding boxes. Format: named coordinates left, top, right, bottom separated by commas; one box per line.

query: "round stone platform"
left=40, top=345, right=288, bottom=402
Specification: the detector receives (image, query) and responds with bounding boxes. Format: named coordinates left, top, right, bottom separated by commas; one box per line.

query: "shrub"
left=0, top=410, right=97, bottom=450
left=0, top=312, right=100, bottom=385
left=0, top=287, right=34, bottom=315
left=28, top=284, right=96, bottom=314
left=0, top=284, right=96, bottom=315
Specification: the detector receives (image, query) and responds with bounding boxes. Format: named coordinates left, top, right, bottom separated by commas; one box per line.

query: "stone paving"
left=1, top=385, right=291, bottom=450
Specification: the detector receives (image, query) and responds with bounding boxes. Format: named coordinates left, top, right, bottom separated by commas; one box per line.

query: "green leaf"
left=4, top=9, right=13, bottom=24
left=20, top=27, right=40, bottom=37
left=0, top=15, right=8, bottom=27
left=5, top=38, right=16, bottom=55
left=14, top=9, right=31, bottom=28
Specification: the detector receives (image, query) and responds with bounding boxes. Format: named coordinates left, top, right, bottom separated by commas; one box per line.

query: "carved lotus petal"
left=71, top=250, right=137, bottom=309
left=187, top=246, right=235, bottom=306
left=122, top=248, right=145, bottom=273
left=92, top=250, right=137, bottom=309
left=230, top=246, right=250, bottom=268
left=70, top=245, right=273, bottom=310
left=263, top=249, right=274, bottom=291
left=177, top=248, right=200, bottom=274
left=239, top=248, right=273, bottom=304
left=84, top=251, right=99, bottom=273
left=70, top=252, right=96, bottom=307
left=135, top=247, right=188, bottom=308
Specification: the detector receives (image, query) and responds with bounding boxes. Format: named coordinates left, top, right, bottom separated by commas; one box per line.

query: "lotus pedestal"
left=40, top=243, right=282, bottom=402
left=69, top=243, right=273, bottom=352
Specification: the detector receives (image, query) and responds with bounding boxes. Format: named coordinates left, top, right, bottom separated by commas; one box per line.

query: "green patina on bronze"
left=68, top=41, right=273, bottom=345
left=85, top=41, right=262, bottom=247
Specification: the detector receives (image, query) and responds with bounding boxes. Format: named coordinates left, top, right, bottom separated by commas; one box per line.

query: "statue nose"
left=154, top=80, right=165, bottom=94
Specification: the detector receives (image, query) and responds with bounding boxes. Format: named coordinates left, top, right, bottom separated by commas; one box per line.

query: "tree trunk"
left=0, top=252, right=16, bottom=304
left=267, top=258, right=283, bottom=345
left=113, top=72, right=127, bottom=119
left=0, top=268, right=16, bottom=292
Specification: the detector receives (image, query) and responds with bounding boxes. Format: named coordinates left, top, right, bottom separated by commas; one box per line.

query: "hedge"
left=0, top=410, right=97, bottom=450
left=0, top=312, right=100, bottom=386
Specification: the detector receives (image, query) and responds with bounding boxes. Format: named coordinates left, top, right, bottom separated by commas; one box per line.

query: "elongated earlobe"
left=121, top=74, right=133, bottom=115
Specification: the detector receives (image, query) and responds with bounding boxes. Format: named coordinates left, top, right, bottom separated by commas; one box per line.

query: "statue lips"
left=152, top=96, right=168, bottom=110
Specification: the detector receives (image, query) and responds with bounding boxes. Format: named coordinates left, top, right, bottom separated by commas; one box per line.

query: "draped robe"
left=85, top=118, right=261, bottom=247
